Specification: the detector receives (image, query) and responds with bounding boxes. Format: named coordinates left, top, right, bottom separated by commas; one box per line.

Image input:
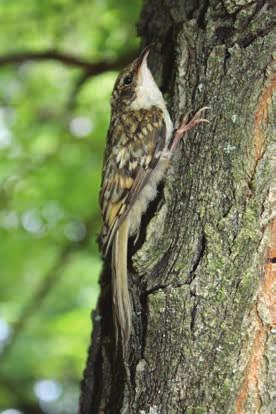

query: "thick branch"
left=79, top=1, right=275, bottom=413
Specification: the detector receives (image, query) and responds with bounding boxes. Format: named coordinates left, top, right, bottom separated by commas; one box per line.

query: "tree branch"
left=67, top=70, right=97, bottom=110
left=0, top=49, right=137, bottom=110
left=0, top=49, right=137, bottom=73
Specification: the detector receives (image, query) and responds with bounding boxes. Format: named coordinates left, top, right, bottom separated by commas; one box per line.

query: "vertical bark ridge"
left=235, top=64, right=276, bottom=413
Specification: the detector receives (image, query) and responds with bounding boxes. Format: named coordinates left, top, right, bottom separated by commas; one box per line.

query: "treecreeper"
left=99, top=45, right=208, bottom=359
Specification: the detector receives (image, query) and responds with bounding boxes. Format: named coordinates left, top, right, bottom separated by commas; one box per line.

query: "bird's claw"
left=170, top=107, right=209, bottom=152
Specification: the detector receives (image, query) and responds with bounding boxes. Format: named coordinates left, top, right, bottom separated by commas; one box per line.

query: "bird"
left=99, top=45, right=208, bottom=357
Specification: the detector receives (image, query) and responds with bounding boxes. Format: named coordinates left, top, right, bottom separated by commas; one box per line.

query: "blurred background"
left=0, top=1, right=141, bottom=413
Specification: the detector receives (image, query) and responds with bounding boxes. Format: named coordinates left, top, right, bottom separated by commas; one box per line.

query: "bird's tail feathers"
left=112, top=216, right=132, bottom=353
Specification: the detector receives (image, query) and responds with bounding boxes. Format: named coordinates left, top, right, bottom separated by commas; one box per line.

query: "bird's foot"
left=170, top=106, right=209, bottom=153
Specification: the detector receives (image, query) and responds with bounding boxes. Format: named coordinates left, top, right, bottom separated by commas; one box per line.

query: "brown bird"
left=99, top=46, right=208, bottom=356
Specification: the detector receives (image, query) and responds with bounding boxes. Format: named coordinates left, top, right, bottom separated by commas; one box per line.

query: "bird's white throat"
left=130, top=60, right=166, bottom=110
left=130, top=58, right=173, bottom=144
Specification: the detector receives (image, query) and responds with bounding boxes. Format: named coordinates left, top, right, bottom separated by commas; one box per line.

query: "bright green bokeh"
left=0, top=0, right=141, bottom=412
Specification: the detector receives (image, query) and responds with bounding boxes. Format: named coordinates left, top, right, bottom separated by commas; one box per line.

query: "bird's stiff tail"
left=112, top=216, right=132, bottom=353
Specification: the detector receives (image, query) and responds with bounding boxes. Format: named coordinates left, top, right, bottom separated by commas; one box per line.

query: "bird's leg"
left=169, top=107, right=209, bottom=153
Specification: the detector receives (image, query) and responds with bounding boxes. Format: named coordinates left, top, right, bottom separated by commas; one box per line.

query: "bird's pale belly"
left=129, top=159, right=168, bottom=236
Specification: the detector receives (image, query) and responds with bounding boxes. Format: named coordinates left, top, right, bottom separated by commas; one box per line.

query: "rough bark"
left=79, top=1, right=275, bottom=413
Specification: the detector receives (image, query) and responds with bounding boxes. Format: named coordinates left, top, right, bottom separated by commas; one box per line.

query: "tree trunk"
left=79, top=1, right=275, bottom=413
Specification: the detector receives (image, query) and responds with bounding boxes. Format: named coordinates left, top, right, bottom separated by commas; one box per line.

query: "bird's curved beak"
left=136, top=45, right=152, bottom=72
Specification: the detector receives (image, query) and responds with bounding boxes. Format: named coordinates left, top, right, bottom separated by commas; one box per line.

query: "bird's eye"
left=123, top=75, right=133, bottom=85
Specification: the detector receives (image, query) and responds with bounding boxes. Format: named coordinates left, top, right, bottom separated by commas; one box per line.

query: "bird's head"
left=111, top=46, right=164, bottom=112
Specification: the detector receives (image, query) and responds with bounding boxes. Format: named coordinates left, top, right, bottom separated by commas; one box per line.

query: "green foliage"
left=0, top=0, right=141, bottom=412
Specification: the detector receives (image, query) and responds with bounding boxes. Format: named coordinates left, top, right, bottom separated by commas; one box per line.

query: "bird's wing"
left=100, top=108, right=166, bottom=256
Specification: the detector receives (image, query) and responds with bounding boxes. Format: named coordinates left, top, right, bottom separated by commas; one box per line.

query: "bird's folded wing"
left=100, top=117, right=166, bottom=256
